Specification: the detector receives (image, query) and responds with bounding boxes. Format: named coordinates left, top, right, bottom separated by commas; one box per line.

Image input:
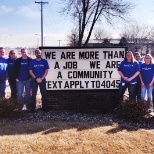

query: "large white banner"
left=41, top=47, right=126, bottom=90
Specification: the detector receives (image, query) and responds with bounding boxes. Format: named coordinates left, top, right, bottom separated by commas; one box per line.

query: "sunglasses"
left=10, top=53, right=15, bottom=55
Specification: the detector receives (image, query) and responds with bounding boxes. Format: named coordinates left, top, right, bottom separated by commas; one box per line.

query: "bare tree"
left=61, top=0, right=133, bottom=47
left=66, top=29, right=79, bottom=46
left=93, top=28, right=111, bottom=40
left=120, top=22, right=154, bottom=53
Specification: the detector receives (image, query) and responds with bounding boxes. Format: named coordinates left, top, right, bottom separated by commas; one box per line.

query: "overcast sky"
left=0, top=0, right=154, bottom=48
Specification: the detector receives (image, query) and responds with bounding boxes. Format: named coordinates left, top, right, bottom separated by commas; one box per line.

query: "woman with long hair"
left=7, top=50, right=17, bottom=99
left=139, top=54, right=154, bottom=111
left=117, top=51, right=140, bottom=103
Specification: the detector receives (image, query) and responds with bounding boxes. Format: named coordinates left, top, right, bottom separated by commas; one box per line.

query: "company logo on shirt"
left=0, top=63, right=7, bottom=70
left=124, top=64, right=133, bottom=67
left=34, top=64, right=44, bottom=67
left=142, top=67, right=152, bottom=70
left=21, top=62, right=28, bottom=65
left=9, top=62, right=14, bottom=65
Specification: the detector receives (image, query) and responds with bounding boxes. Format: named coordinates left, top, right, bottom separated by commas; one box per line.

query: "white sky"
left=0, top=0, right=154, bottom=48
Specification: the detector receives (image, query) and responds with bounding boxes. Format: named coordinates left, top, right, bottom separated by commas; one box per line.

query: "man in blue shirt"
left=29, top=48, right=49, bottom=112
left=0, top=47, right=8, bottom=99
left=14, top=48, right=31, bottom=110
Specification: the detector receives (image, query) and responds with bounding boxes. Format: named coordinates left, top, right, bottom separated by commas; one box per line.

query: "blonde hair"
left=124, top=51, right=136, bottom=63
left=143, top=54, right=154, bottom=64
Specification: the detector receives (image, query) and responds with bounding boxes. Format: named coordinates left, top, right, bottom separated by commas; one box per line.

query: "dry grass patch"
left=0, top=121, right=154, bottom=154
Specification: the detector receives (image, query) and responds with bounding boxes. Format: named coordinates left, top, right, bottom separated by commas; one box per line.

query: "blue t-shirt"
left=118, top=61, right=140, bottom=84
left=29, top=59, right=49, bottom=78
left=18, top=59, right=30, bottom=81
left=7, top=58, right=16, bottom=79
left=140, top=63, right=154, bottom=86
left=0, top=57, right=8, bottom=82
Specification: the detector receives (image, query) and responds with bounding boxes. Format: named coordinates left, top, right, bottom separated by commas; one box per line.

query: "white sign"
left=41, top=47, right=126, bottom=90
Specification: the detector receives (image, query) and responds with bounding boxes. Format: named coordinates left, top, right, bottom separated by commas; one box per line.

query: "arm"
left=6, top=70, right=8, bottom=80
left=149, top=76, right=154, bottom=87
left=127, top=71, right=140, bottom=82
left=29, top=69, right=48, bottom=83
left=13, top=58, right=20, bottom=81
left=139, top=73, right=145, bottom=88
left=40, top=70, right=48, bottom=80
left=118, top=71, right=128, bottom=81
left=29, top=70, right=37, bottom=79
left=37, top=70, right=48, bottom=83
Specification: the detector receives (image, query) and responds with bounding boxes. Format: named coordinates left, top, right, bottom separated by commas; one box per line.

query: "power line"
left=35, top=1, right=49, bottom=46
left=46, top=1, right=57, bottom=33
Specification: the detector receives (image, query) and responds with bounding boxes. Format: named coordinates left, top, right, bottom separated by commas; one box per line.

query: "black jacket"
left=13, top=57, right=32, bottom=79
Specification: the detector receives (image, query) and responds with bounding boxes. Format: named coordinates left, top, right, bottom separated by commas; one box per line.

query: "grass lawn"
left=0, top=120, right=154, bottom=154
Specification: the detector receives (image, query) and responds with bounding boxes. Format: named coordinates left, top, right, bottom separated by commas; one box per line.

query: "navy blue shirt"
left=7, top=58, right=16, bottom=79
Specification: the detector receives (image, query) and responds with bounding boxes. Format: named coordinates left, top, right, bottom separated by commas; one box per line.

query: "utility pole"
left=35, top=1, right=48, bottom=46
left=58, top=40, right=62, bottom=47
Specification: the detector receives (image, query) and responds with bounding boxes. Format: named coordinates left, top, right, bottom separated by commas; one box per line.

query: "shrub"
left=0, top=98, right=21, bottom=118
left=117, top=99, right=149, bottom=121
left=98, top=94, right=116, bottom=113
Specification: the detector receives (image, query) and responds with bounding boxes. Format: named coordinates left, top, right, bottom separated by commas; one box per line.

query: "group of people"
left=1, top=47, right=154, bottom=113
left=118, top=50, right=154, bottom=112
left=0, top=47, right=49, bottom=113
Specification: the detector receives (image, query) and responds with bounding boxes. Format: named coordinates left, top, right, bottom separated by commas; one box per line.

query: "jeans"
left=16, top=80, right=31, bottom=110
left=141, top=86, right=153, bottom=103
left=31, top=78, right=47, bottom=110
left=118, top=82, right=136, bottom=101
left=0, top=81, right=6, bottom=98
left=8, top=78, right=17, bottom=99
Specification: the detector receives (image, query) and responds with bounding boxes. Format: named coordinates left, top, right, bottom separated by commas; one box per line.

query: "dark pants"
left=118, top=82, right=136, bottom=102
left=152, top=89, right=154, bottom=106
left=135, top=80, right=141, bottom=101
left=8, top=78, right=17, bottom=99
left=0, top=81, right=6, bottom=98
left=31, top=78, right=47, bottom=110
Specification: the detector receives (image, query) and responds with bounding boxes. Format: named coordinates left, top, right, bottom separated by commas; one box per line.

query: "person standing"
left=134, top=52, right=142, bottom=101
left=29, top=48, right=49, bottom=112
left=139, top=54, right=154, bottom=112
left=0, top=47, right=8, bottom=99
left=7, top=50, right=17, bottom=99
left=14, top=48, right=31, bottom=110
left=117, top=51, right=140, bottom=103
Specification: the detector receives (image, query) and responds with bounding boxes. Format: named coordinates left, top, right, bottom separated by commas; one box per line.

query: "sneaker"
left=149, top=112, right=154, bottom=116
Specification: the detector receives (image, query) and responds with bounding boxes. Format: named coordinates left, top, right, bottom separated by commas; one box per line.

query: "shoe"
left=149, top=111, right=154, bottom=116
